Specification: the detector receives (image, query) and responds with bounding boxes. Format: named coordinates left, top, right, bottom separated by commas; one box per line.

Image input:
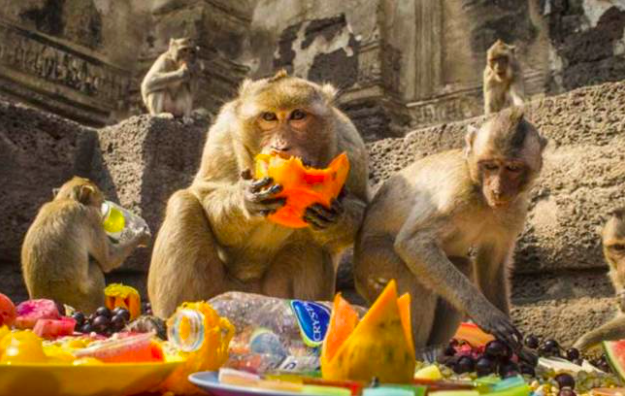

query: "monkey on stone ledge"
left=355, top=107, right=547, bottom=354
left=148, top=70, right=370, bottom=318
left=141, top=37, right=201, bottom=119
left=483, top=39, right=525, bottom=115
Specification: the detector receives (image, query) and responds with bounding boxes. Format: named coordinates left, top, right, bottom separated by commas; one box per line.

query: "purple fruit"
left=454, top=356, right=475, bottom=374
left=566, top=348, right=580, bottom=361
left=525, top=335, right=539, bottom=349
left=555, top=373, right=575, bottom=389
left=95, top=306, right=111, bottom=318
left=475, top=356, right=496, bottom=377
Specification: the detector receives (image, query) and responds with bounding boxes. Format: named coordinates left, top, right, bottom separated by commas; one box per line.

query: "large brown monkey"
left=148, top=71, right=369, bottom=318
left=21, top=177, right=150, bottom=314
left=574, top=209, right=625, bottom=351
left=354, top=107, right=547, bottom=352
left=141, top=37, right=201, bottom=118
left=483, top=40, right=525, bottom=115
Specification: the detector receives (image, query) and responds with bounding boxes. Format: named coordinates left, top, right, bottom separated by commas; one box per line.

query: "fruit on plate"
left=454, top=322, right=495, bottom=347
left=603, top=340, right=625, bottom=381
left=33, top=317, right=77, bottom=339
left=14, top=299, right=60, bottom=329
left=321, top=280, right=415, bottom=383
left=104, top=283, right=142, bottom=320
left=0, top=331, right=48, bottom=364
left=254, top=152, right=350, bottom=228
left=73, top=332, right=164, bottom=363
left=0, top=293, right=16, bottom=327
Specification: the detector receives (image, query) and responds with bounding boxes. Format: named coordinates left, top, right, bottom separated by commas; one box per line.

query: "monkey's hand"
left=136, top=227, right=152, bottom=248
left=303, top=199, right=344, bottom=231
left=241, top=170, right=286, bottom=217
left=618, top=291, right=625, bottom=312
left=471, top=303, right=523, bottom=351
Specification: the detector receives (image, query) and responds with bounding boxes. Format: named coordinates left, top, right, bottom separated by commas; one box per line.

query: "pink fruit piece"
left=33, top=317, right=77, bottom=339
left=15, top=299, right=60, bottom=329
left=0, top=293, right=17, bottom=327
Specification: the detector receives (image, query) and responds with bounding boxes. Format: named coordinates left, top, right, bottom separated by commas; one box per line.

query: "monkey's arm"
left=474, top=239, right=516, bottom=315
left=393, top=211, right=521, bottom=347
left=142, top=57, right=187, bottom=93
left=573, top=315, right=625, bottom=351
left=88, top=213, right=149, bottom=272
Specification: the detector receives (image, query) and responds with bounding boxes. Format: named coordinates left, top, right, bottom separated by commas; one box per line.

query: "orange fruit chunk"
left=254, top=152, right=350, bottom=228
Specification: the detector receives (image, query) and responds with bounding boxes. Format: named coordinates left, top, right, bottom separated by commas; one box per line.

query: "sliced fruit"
left=254, top=152, right=350, bottom=228
left=0, top=293, right=16, bottom=327
left=74, top=332, right=164, bottom=363
left=33, top=317, right=77, bottom=339
left=14, top=299, right=60, bottom=329
left=454, top=322, right=495, bottom=347
left=321, top=280, right=415, bottom=384
left=0, top=331, right=47, bottom=364
left=104, top=283, right=142, bottom=320
left=414, top=365, right=443, bottom=380
left=604, top=340, right=625, bottom=380
left=322, top=293, right=359, bottom=366
left=397, top=293, right=414, bottom=353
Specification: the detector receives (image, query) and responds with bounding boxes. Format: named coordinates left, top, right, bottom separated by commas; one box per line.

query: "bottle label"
left=290, top=300, right=331, bottom=348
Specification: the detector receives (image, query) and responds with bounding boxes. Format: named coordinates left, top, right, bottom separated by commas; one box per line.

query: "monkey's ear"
left=72, top=185, right=95, bottom=205
left=464, top=125, right=479, bottom=157
left=539, top=136, right=549, bottom=152
left=51, top=188, right=60, bottom=199
left=321, top=83, right=338, bottom=102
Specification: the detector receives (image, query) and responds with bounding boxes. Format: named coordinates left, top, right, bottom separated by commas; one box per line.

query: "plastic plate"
left=190, top=371, right=320, bottom=396
left=0, top=361, right=181, bottom=396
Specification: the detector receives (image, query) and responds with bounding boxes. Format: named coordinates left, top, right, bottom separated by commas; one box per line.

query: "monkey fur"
left=574, top=209, right=625, bottom=351
left=141, top=37, right=201, bottom=118
left=483, top=40, right=525, bottom=115
left=21, top=177, right=150, bottom=314
left=148, top=71, right=370, bottom=318
left=354, top=106, right=547, bottom=354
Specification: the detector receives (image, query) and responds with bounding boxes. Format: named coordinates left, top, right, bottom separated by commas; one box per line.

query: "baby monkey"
left=483, top=39, right=525, bottom=115
left=21, top=177, right=150, bottom=314
left=141, top=37, right=201, bottom=118
left=574, top=209, right=625, bottom=351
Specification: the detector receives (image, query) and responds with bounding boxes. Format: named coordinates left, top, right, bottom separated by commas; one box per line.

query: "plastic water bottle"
left=167, top=308, right=206, bottom=352
left=101, top=200, right=150, bottom=240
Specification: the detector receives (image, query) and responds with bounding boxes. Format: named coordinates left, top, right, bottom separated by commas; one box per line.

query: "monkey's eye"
left=261, top=112, right=277, bottom=122
left=482, top=163, right=499, bottom=171
left=290, top=109, right=306, bottom=120
left=612, top=244, right=625, bottom=252
left=505, top=164, right=523, bottom=173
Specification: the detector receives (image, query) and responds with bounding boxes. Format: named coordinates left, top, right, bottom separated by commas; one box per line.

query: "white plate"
left=189, top=371, right=322, bottom=396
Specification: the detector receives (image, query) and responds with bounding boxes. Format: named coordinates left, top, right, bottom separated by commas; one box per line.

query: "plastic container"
left=167, top=308, right=206, bottom=352
left=101, top=200, right=150, bottom=240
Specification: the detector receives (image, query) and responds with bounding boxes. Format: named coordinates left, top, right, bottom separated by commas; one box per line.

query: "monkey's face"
left=169, top=38, right=197, bottom=65
left=476, top=158, right=527, bottom=208
left=237, top=76, right=336, bottom=167
left=467, top=108, right=545, bottom=209
left=489, top=55, right=510, bottom=80
left=603, top=214, right=625, bottom=278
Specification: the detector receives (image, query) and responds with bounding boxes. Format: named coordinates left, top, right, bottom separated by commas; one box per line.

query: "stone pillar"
left=414, top=0, right=443, bottom=99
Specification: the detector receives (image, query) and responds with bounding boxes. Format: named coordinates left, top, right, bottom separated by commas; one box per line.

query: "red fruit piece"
left=0, top=293, right=17, bottom=327
left=14, top=299, right=60, bottom=329
left=33, top=317, right=77, bottom=339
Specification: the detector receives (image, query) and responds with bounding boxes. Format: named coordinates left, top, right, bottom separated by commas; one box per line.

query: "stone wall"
left=366, top=79, right=625, bottom=345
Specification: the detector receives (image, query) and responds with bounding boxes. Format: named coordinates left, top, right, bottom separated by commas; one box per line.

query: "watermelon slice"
left=14, top=299, right=60, bottom=329
left=604, top=340, right=625, bottom=379
left=33, top=317, right=77, bottom=339
left=74, top=332, right=164, bottom=363
left=0, top=293, right=16, bottom=327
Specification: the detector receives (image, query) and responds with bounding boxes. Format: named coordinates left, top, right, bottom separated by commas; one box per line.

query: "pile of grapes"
left=71, top=302, right=152, bottom=336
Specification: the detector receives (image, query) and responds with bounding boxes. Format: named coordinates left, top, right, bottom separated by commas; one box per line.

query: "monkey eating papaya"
left=148, top=71, right=370, bottom=318
left=574, top=209, right=625, bottom=351
left=141, top=37, right=201, bottom=118
left=354, top=107, right=547, bottom=354
left=21, top=177, right=150, bottom=314
left=483, top=39, right=525, bottom=115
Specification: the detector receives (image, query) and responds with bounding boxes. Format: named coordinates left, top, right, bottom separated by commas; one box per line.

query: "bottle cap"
left=167, top=309, right=205, bottom=352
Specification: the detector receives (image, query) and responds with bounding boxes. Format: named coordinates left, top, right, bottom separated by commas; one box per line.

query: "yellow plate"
left=0, top=361, right=181, bottom=396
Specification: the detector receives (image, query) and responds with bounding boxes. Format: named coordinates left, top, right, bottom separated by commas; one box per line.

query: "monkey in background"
left=141, top=37, right=201, bottom=118
left=574, top=209, right=625, bottom=351
left=355, top=107, right=547, bottom=354
left=483, top=40, right=525, bottom=115
left=148, top=71, right=370, bottom=318
left=21, top=177, right=150, bottom=314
